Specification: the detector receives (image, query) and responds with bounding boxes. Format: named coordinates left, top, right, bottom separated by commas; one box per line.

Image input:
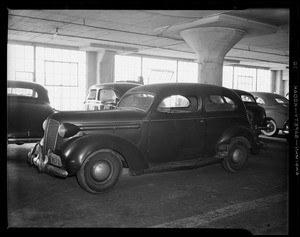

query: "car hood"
left=48, top=108, right=146, bottom=125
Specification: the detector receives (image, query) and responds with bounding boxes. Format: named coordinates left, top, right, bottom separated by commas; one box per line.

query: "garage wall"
left=7, top=43, right=87, bottom=111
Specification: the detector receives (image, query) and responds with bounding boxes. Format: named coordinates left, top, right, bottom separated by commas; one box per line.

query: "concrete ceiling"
left=7, top=9, right=289, bottom=70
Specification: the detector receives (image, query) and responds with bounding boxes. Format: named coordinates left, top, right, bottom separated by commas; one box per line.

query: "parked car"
left=28, top=83, right=261, bottom=194
left=233, top=89, right=268, bottom=136
left=251, top=92, right=289, bottom=137
left=7, top=80, right=55, bottom=145
left=84, top=82, right=141, bottom=110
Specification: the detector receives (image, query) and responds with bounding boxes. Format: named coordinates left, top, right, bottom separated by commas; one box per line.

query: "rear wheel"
left=77, top=149, right=123, bottom=194
left=261, top=119, right=278, bottom=137
left=222, top=137, right=249, bottom=172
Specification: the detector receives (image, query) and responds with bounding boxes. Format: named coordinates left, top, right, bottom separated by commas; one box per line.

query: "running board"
left=144, top=157, right=221, bottom=174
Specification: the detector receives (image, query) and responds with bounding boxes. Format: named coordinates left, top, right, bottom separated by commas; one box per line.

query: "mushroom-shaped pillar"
left=180, top=27, right=245, bottom=86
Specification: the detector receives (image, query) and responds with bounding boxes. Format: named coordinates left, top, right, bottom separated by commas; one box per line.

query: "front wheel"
left=261, top=119, right=278, bottom=137
left=222, top=137, right=249, bottom=172
left=77, top=149, right=123, bottom=194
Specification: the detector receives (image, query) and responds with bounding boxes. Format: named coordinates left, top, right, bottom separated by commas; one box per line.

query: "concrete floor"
left=6, top=134, right=289, bottom=234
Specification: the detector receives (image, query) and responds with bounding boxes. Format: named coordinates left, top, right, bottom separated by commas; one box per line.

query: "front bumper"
left=28, top=142, right=68, bottom=178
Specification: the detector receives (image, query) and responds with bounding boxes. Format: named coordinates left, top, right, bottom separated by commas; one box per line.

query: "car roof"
left=250, top=91, right=287, bottom=99
left=233, top=89, right=253, bottom=96
left=128, top=82, right=236, bottom=96
left=89, top=82, right=141, bottom=90
left=7, top=80, right=50, bottom=103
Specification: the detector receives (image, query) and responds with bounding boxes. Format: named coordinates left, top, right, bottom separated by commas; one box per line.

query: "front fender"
left=62, top=133, right=149, bottom=176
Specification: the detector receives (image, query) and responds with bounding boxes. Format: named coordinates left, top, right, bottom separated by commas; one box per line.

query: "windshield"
left=117, top=93, right=155, bottom=112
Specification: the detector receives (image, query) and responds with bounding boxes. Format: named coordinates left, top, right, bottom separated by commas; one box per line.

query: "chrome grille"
left=44, top=119, right=59, bottom=154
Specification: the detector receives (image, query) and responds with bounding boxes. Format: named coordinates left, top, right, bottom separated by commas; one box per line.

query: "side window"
left=157, top=95, right=198, bottom=113
left=205, top=95, right=237, bottom=112
left=255, top=97, right=265, bottom=105
left=86, top=89, right=97, bottom=100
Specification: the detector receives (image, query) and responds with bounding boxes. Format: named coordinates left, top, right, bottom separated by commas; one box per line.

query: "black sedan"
left=7, top=80, right=55, bottom=144
left=28, top=83, right=261, bottom=194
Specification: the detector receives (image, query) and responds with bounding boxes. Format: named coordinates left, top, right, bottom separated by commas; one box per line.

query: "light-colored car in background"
left=250, top=92, right=289, bottom=137
left=84, top=82, right=141, bottom=111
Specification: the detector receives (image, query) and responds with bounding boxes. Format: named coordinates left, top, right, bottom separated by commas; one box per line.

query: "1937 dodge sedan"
left=28, top=83, right=261, bottom=194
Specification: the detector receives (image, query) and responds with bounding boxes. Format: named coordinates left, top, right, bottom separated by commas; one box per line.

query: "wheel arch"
left=62, top=133, right=149, bottom=176
left=217, top=125, right=256, bottom=151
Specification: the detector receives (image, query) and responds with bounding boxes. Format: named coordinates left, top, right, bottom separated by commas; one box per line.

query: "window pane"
left=87, top=89, right=97, bottom=100
left=178, top=61, right=198, bottom=83
left=205, top=95, right=236, bottom=112
left=114, top=55, right=141, bottom=82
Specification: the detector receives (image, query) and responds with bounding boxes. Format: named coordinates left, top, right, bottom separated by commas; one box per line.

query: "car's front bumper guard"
left=28, top=142, right=68, bottom=178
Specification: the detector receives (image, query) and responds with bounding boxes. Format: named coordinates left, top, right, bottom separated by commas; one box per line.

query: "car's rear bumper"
left=28, top=142, right=68, bottom=178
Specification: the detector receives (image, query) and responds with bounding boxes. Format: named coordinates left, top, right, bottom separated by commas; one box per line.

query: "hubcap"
left=91, top=161, right=111, bottom=182
left=267, top=122, right=275, bottom=132
left=232, top=149, right=242, bottom=163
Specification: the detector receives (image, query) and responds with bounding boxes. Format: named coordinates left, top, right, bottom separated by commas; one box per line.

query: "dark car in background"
left=84, top=82, right=141, bottom=110
left=233, top=89, right=268, bottom=136
left=251, top=92, right=289, bottom=137
left=7, top=80, right=55, bottom=145
left=28, top=83, right=261, bottom=194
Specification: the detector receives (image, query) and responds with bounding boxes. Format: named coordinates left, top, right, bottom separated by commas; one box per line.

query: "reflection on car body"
left=84, top=82, right=141, bottom=110
left=28, top=83, right=261, bottom=194
left=7, top=80, right=55, bottom=145
left=251, top=92, right=289, bottom=137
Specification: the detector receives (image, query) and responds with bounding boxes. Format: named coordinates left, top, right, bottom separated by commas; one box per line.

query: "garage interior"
left=6, top=6, right=296, bottom=234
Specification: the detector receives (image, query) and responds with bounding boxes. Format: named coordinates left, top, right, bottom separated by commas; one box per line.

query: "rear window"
left=7, top=87, right=38, bottom=98
left=204, top=95, right=237, bottom=112
left=275, top=97, right=288, bottom=104
left=241, top=94, right=255, bottom=103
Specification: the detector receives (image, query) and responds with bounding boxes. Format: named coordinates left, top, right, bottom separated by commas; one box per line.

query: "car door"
left=147, top=94, right=204, bottom=164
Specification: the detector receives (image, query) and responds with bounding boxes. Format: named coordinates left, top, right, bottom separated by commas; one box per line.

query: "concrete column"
left=271, top=70, right=284, bottom=95
left=97, top=50, right=116, bottom=84
left=86, top=51, right=97, bottom=92
left=180, top=27, right=245, bottom=86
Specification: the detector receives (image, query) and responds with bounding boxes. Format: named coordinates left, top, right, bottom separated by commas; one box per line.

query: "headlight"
left=58, top=123, right=80, bottom=138
left=42, top=119, right=48, bottom=131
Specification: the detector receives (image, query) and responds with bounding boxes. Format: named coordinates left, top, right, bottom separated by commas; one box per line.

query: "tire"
left=77, top=149, right=123, bottom=194
left=261, top=119, right=278, bottom=137
left=222, top=137, right=249, bottom=172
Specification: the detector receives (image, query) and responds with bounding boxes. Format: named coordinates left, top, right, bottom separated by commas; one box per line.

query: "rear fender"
left=217, top=125, right=258, bottom=155
left=62, top=133, right=149, bottom=176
